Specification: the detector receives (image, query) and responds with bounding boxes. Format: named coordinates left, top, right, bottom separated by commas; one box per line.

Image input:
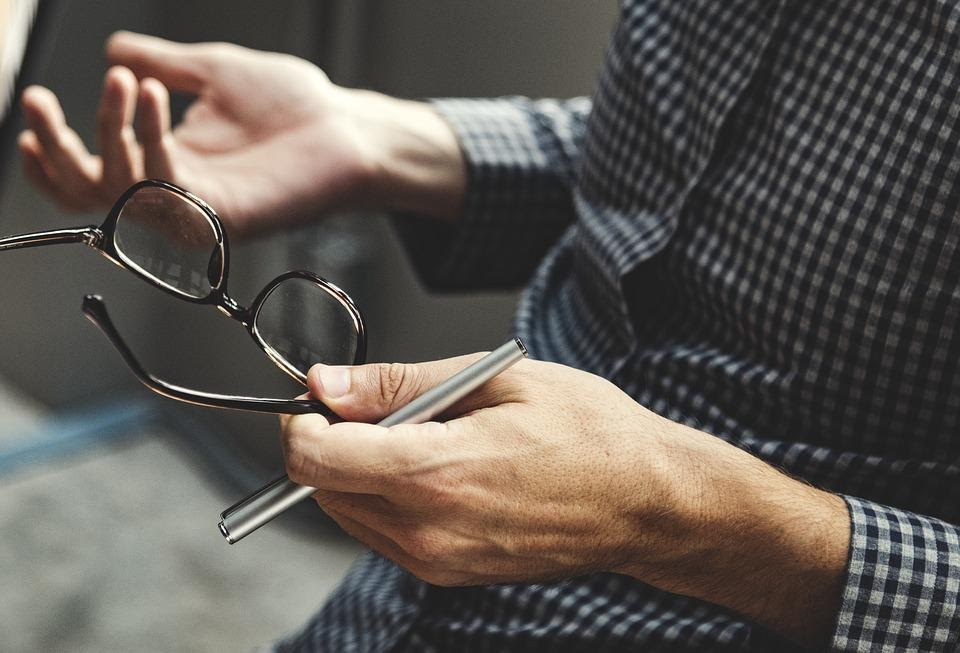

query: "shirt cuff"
left=394, top=97, right=586, bottom=291
left=832, top=496, right=960, bottom=651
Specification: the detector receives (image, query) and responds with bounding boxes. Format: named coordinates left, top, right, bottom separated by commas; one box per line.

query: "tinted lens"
left=114, top=185, right=222, bottom=299
left=254, top=277, right=360, bottom=378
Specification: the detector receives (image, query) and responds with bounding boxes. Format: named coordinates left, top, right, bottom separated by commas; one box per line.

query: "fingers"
left=282, top=414, right=448, bottom=493
left=17, top=131, right=57, bottom=196
left=323, top=507, right=421, bottom=571
left=20, top=86, right=102, bottom=209
left=107, top=31, right=221, bottom=94
left=324, top=503, right=470, bottom=587
left=136, top=77, right=175, bottom=180
left=313, top=489, right=396, bottom=527
left=97, top=66, right=142, bottom=191
left=22, top=69, right=177, bottom=209
left=305, top=354, right=487, bottom=422
left=277, top=392, right=323, bottom=437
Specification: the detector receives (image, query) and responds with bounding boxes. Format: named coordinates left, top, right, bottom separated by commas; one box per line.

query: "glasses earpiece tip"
left=81, top=294, right=103, bottom=310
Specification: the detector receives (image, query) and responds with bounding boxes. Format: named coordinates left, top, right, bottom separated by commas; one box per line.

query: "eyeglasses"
left=0, top=179, right=367, bottom=416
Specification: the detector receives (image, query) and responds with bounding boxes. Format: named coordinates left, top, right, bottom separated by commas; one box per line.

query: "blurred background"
left=0, top=1, right=617, bottom=650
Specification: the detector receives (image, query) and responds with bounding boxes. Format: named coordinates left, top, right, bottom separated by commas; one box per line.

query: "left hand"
left=282, top=354, right=726, bottom=586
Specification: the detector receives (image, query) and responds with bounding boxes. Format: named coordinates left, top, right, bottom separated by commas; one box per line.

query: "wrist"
left=618, top=422, right=849, bottom=647
left=338, top=88, right=466, bottom=221
left=713, top=473, right=848, bottom=647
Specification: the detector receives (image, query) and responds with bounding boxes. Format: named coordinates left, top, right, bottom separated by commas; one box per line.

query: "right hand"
left=19, top=32, right=464, bottom=237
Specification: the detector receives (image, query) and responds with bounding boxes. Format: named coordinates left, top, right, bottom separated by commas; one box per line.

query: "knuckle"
left=119, top=125, right=138, bottom=145
left=283, top=451, right=308, bottom=485
left=377, top=362, right=421, bottom=410
left=312, top=489, right=340, bottom=512
left=200, top=42, right=243, bottom=72
left=379, top=435, right=418, bottom=475
left=50, top=129, right=71, bottom=151
left=400, top=527, right=449, bottom=565
left=201, top=41, right=235, bottom=59
left=282, top=430, right=314, bottom=485
left=409, top=468, right=459, bottom=509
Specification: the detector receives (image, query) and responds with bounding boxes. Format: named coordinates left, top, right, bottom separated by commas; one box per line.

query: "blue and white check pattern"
left=277, top=1, right=960, bottom=650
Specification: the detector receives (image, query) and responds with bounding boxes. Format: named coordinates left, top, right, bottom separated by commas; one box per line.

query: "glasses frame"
left=0, top=178, right=368, bottom=414
left=82, top=293, right=337, bottom=416
left=0, top=179, right=225, bottom=299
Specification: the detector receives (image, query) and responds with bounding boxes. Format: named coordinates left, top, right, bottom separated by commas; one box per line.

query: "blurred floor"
left=0, top=377, right=363, bottom=652
left=0, top=375, right=43, bottom=440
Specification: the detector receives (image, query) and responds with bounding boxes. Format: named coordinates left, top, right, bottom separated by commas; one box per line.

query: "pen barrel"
left=218, top=338, right=528, bottom=544
left=219, top=478, right=316, bottom=544
left=378, top=337, right=528, bottom=427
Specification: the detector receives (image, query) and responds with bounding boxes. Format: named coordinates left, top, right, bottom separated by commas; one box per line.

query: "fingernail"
left=319, top=365, right=350, bottom=399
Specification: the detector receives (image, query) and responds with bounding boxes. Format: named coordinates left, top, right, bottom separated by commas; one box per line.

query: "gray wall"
left=0, top=1, right=617, bottom=467
left=325, top=1, right=619, bottom=365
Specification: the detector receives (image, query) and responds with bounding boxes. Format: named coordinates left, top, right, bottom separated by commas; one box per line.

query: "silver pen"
left=218, top=338, right=528, bottom=544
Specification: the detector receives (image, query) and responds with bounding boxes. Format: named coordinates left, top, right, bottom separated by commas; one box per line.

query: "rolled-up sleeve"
left=832, top=497, right=960, bottom=651
left=395, top=96, right=590, bottom=291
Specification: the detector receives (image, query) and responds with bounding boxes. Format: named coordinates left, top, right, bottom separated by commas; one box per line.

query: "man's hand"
left=19, top=32, right=466, bottom=236
left=280, top=354, right=850, bottom=648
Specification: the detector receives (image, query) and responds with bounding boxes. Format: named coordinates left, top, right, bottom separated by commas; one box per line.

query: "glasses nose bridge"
left=216, top=293, right=252, bottom=327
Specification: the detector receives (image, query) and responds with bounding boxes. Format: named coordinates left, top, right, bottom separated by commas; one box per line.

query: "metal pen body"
left=219, top=338, right=528, bottom=544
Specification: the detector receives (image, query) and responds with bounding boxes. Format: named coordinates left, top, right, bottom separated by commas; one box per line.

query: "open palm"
left=19, top=32, right=374, bottom=236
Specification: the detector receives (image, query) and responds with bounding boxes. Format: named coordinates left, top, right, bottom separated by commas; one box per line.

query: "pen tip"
left=218, top=520, right=235, bottom=544
left=513, top=338, right=528, bottom=357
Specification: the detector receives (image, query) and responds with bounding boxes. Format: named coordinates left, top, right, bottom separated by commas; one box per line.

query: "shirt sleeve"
left=831, top=496, right=960, bottom=651
left=395, top=96, right=591, bottom=291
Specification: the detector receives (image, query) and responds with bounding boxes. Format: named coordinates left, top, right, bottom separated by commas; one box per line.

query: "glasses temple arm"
left=0, top=226, right=102, bottom=252
left=81, top=294, right=337, bottom=417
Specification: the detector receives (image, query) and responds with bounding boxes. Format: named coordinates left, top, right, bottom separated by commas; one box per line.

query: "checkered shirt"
left=276, top=1, right=960, bottom=650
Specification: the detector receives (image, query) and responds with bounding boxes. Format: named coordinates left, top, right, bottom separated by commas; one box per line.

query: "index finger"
left=282, top=418, right=449, bottom=494
left=106, top=31, right=216, bottom=94
left=278, top=392, right=323, bottom=432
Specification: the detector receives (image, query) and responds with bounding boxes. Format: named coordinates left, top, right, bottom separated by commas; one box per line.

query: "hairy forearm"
left=621, top=421, right=849, bottom=648
left=338, top=87, right=467, bottom=222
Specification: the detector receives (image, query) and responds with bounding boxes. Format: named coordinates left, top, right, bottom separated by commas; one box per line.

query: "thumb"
left=106, top=31, right=223, bottom=94
left=307, top=354, right=486, bottom=423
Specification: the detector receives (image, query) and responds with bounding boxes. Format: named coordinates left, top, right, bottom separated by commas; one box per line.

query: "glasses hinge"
left=81, top=227, right=104, bottom=248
